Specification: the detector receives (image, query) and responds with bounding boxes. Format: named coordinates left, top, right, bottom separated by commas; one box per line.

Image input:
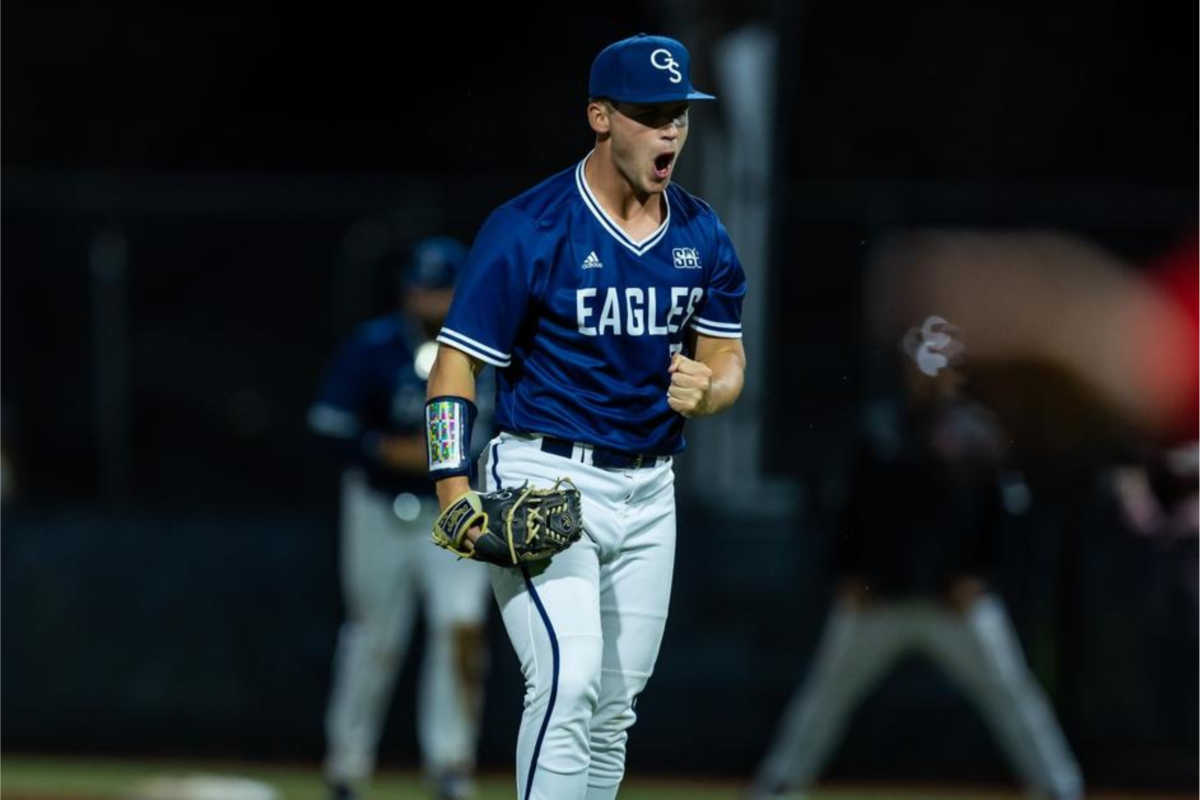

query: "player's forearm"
left=427, top=345, right=483, bottom=509
left=699, top=349, right=745, bottom=415
left=436, top=475, right=473, bottom=509
left=427, top=344, right=481, bottom=402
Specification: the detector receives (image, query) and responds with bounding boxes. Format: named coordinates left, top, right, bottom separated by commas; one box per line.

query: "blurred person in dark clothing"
left=748, top=316, right=1083, bottom=800
left=309, top=237, right=493, bottom=800
left=1111, top=438, right=1199, bottom=734
left=1112, top=441, right=1199, bottom=557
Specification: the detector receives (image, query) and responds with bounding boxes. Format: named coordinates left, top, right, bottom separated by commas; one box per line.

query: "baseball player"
left=309, top=237, right=493, bottom=800
left=747, top=317, right=1083, bottom=800
left=423, top=34, right=748, bottom=800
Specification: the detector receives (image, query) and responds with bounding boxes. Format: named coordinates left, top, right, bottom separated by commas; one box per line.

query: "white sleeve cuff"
left=437, top=328, right=512, bottom=368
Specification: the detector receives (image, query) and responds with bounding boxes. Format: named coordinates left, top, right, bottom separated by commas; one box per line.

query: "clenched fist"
left=667, top=353, right=714, bottom=417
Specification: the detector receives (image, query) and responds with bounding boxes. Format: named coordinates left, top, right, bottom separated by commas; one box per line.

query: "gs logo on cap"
left=650, top=48, right=682, bottom=84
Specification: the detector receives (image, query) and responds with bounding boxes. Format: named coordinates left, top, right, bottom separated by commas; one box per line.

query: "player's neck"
left=584, top=149, right=665, bottom=229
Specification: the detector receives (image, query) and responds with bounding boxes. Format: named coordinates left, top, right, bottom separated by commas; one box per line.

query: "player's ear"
left=587, top=99, right=612, bottom=135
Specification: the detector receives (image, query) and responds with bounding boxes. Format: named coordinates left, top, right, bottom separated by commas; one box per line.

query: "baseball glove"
left=432, top=478, right=583, bottom=567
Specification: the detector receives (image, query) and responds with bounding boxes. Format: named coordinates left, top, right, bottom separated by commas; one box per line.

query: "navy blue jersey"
left=310, top=313, right=493, bottom=496
left=439, top=154, right=747, bottom=454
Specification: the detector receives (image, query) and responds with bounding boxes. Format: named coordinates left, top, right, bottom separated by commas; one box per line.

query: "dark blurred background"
left=3, top=1, right=1196, bottom=794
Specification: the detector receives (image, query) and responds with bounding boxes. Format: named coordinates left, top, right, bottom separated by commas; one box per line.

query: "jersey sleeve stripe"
left=439, top=327, right=511, bottom=360
left=689, top=320, right=743, bottom=338
left=438, top=328, right=511, bottom=360
left=692, top=316, right=741, bottom=329
left=437, top=331, right=512, bottom=367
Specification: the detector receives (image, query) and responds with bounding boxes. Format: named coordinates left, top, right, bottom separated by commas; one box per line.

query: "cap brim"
left=606, top=89, right=717, bottom=103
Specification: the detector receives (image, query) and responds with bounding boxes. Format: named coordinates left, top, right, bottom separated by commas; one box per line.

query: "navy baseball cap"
left=589, top=33, right=715, bottom=104
left=403, top=236, right=468, bottom=290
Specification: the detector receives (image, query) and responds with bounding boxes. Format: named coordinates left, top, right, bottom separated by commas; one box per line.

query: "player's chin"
left=642, top=174, right=671, bottom=196
left=635, top=170, right=663, bottom=193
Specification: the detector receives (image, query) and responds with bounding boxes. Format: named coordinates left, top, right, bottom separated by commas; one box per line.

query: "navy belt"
left=539, top=436, right=663, bottom=470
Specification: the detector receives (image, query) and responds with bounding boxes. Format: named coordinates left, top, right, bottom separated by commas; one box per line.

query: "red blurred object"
left=1141, top=230, right=1199, bottom=442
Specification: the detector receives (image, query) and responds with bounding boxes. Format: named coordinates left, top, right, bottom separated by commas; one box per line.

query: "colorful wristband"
left=426, top=395, right=478, bottom=479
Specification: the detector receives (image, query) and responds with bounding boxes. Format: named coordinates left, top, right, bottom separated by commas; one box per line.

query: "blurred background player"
left=747, top=316, right=1083, bottom=800
left=308, top=237, right=493, bottom=800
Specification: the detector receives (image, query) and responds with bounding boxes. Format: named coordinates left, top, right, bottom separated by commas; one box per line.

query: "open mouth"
left=653, top=152, right=675, bottom=180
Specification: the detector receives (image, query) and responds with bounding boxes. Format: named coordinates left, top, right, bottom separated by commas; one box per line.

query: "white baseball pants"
left=480, top=432, right=677, bottom=800
left=753, top=594, right=1083, bottom=800
left=324, top=471, right=491, bottom=784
